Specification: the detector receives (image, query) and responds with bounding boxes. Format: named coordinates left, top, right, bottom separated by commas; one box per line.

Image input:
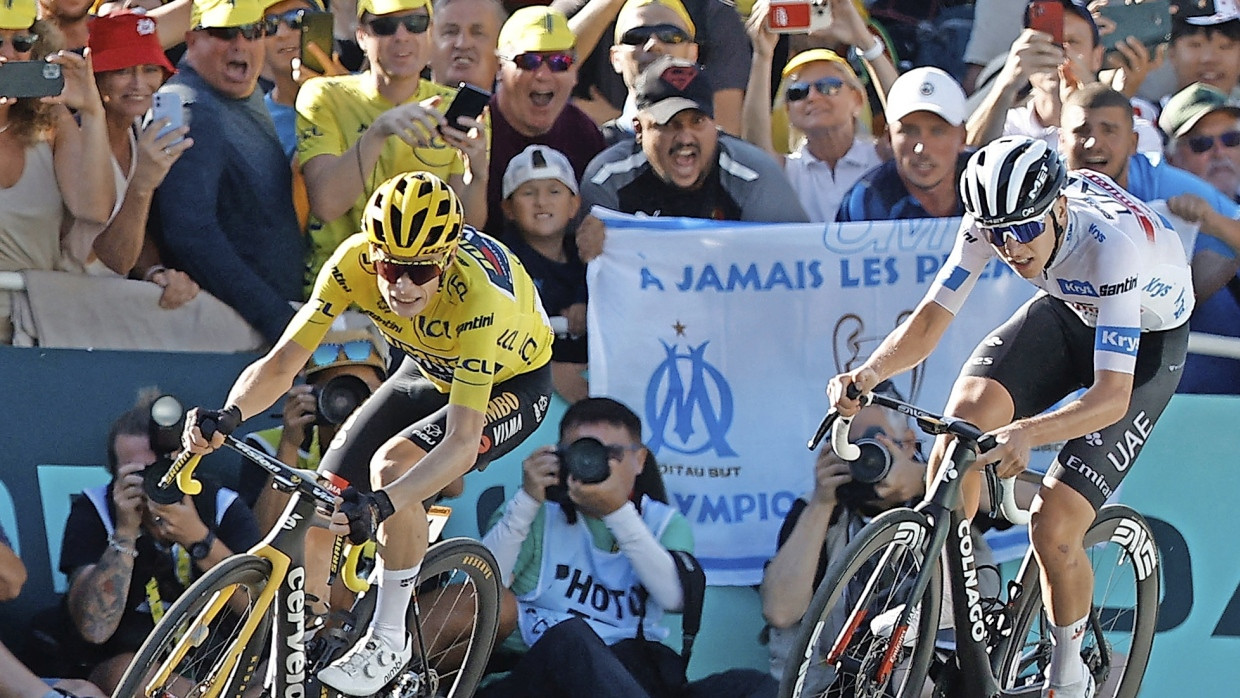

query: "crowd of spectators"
left=6, top=0, right=1240, bottom=692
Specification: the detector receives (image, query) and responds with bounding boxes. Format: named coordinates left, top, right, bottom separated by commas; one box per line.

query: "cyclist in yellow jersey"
left=183, top=172, right=553, bottom=696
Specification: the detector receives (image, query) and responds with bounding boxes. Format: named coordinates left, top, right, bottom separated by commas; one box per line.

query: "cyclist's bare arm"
left=829, top=299, right=955, bottom=415
left=374, top=403, right=487, bottom=514
left=982, top=368, right=1134, bottom=479
left=185, top=338, right=313, bottom=451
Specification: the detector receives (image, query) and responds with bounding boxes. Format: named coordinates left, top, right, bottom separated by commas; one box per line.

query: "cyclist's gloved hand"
left=199, top=405, right=242, bottom=439
left=338, top=486, right=396, bottom=545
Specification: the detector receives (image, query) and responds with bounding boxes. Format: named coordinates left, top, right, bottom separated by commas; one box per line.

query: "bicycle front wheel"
left=778, top=508, right=942, bottom=698
left=350, top=537, right=502, bottom=698
left=996, top=504, right=1160, bottom=698
left=113, top=554, right=274, bottom=698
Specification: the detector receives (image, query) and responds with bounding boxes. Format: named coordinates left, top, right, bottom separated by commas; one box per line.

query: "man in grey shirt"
left=576, top=57, right=808, bottom=261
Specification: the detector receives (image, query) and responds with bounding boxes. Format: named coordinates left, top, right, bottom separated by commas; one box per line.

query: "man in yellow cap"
left=152, top=0, right=305, bottom=345
left=483, top=5, right=606, bottom=236
left=296, top=0, right=490, bottom=286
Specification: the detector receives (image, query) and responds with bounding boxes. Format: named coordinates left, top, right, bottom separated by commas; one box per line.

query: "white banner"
left=587, top=209, right=1036, bottom=585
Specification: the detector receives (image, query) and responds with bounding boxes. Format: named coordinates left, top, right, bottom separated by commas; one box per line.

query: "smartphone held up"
left=768, top=0, right=833, bottom=34
left=0, top=61, right=64, bottom=100
left=442, top=83, right=491, bottom=134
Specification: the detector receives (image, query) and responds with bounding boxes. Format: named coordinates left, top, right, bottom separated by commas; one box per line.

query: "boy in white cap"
left=501, top=144, right=589, bottom=403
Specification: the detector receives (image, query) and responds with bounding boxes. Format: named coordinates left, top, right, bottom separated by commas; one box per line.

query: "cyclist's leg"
left=929, top=296, right=1087, bottom=518
left=1034, top=321, right=1187, bottom=690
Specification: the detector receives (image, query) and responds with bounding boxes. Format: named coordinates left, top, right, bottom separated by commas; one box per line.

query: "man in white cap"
left=837, top=66, right=970, bottom=222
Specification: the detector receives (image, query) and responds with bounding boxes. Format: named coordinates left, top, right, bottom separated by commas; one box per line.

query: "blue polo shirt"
left=835, top=152, right=971, bottom=222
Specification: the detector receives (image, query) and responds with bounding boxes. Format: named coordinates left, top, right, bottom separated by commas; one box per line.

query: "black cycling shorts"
left=318, top=360, right=552, bottom=491
left=961, top=295, right=1188, bottom=509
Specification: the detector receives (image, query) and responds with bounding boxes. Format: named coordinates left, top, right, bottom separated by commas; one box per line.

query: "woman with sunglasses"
left=184, top=171, right=553, bottom=696
left=831, top=136, right=1191, bottom=698
left=0, top=0, right=115, bottom=343
left=741, top=0, right=896, bottom=222
left=58, top=11, right=200, bottom=311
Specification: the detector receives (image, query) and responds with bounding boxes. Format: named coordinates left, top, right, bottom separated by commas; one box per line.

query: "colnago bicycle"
left=778, top=390, right=1159, bottom=698
left=112, top=421, right=502, bottom=698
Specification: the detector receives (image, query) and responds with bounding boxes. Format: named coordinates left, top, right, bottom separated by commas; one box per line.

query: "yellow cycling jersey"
left=287, top=229, right=554, bottom=413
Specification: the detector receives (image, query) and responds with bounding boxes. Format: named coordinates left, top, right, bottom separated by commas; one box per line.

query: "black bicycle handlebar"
left=809, top=384, right=996, bottom=453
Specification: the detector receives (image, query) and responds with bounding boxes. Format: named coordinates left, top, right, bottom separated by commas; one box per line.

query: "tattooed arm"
left=67, top=463, right=145, bottom=644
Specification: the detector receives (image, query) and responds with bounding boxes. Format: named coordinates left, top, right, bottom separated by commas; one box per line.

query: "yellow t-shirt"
left=296, top=75, right=470, bottom=289
left=287, top=231, right=553, bottom=413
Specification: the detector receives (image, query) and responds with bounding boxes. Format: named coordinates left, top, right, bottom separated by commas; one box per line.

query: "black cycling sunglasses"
left=1185, top=130, right=1240, bottom=154
left=0, top=33, right=38, bottom=52
left=201, top=22, right=267, bottom=41
left=505, top=52, right=575, bottom=72
left=263, top=9, right=309, bottom=34
left=366, top=13, right=431, bottom=36
left=785, top=77, right=846, bottom=103
left=618, top=23, right=691, bottom=46
left=374, top=257, right=445, bottom=285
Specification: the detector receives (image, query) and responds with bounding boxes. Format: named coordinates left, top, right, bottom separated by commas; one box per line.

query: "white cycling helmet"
left=959, top=136, right=1067, bottom=227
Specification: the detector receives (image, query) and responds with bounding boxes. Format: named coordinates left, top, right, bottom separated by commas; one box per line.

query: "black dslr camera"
left=142, top=394, right=189, bottom=505
left=835, top=425, right=895, bottom=510
left=313, top=374, right=372, bottom=426
left=544, top=437, right=613, bottom=508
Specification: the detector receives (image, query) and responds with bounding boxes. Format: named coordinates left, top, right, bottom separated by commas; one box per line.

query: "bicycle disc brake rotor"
left=853, top=642, right=900, bottom=698
left=387, top=663, right=438, bottom=698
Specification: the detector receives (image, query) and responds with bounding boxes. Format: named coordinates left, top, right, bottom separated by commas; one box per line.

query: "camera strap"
left=669, top=549, right=705, bottom=662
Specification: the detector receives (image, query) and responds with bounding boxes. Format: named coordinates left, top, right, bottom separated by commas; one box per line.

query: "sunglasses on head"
left=785, top=76, right=846, bottom=102
left=263, top=9, right=309, bottom=34
left=618, top=23, right=691, bottom=46
left=1185, top=130, right=1240, bottom=154
left=505, top=51, right=575, bottom=72
left=983, top=219, right=1045, bottom=246
left=0, top=34, right=38, bottom=52
left=311, top=340, right=376, bottom=369
left=366, top=13, right=431, bottom=36
left=201, top=22, right=267, bottom=41
left=373, top=256, right=446, bottom=285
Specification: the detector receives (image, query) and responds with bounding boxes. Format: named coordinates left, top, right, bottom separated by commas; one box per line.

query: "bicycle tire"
left=778, top=508, right=942, bottom=698
left=996, top=504, right=1159, bottom=698
left=113, top=554, right=275, bottom=698
left=349, top=537, right=502, bottom=698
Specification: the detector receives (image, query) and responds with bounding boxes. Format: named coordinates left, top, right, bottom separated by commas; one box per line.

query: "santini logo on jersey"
left=1057, top=276, right=1137, bottom=298
left=1096, top=325, right=1140, bottom=355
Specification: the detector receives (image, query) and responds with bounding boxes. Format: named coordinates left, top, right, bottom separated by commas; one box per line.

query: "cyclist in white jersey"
left=828, top=136, right=1191, bottom=698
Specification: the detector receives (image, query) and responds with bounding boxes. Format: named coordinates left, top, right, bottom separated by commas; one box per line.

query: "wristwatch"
left=188, top=529, right=217, bottom=561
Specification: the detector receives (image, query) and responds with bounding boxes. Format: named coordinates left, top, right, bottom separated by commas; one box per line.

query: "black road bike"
left=778, top=390, right=1159, bottom=698
left=112, top=428, right=502, bottom=698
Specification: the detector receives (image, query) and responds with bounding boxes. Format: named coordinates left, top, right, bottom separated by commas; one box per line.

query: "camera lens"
left=848, top=439, right=893, bottom=483
left=148, top=394, right=185, bottom=457
left=316, top=375, right=372, bottom=425
left=560, top=437, right=612, bottom=484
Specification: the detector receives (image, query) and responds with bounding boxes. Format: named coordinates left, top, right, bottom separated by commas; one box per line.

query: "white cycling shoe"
left=318, top=629, right=412, bottom=696
left=870, top=603, right=920, bottom=647
left=1042, top=667, right=1096, bottom=698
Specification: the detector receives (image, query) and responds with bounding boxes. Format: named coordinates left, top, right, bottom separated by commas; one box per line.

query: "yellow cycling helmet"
left=363, top=172, right=464, bottom=259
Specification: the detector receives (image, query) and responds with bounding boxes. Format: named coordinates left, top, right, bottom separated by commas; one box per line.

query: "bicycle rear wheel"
left=996, top=504, right=1159, bottom=698
left=350, top=537, right=502, bottom=698
left=113, top=554, right=274, bottom=698
left=778, top=508, right=942, bottom=698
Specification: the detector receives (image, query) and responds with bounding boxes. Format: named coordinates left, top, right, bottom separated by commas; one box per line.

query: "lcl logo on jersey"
left=645, top=340, right=737, bottom=458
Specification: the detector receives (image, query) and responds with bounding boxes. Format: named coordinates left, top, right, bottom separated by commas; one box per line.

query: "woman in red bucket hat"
left=62, top=10, right=200, bottom=309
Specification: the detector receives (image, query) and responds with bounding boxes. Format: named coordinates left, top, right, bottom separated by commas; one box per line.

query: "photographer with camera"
left=52, top=391, right=261, bottom=693
left=480, top=397, right=775, bottom=698
left=761, top=382, right=928, bottom=693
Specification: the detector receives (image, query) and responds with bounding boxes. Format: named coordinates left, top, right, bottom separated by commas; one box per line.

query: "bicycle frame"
left=144, top=436, right=365, bottom=698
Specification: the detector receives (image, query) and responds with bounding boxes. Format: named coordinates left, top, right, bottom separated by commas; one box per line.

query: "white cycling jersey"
left=929, top=170, right=1194, bottom=375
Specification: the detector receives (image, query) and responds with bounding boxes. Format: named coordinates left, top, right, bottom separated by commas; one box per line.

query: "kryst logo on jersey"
left=1057, top=278, right=1099, bottom=297
left=645, top=341, right=738, bottom=458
